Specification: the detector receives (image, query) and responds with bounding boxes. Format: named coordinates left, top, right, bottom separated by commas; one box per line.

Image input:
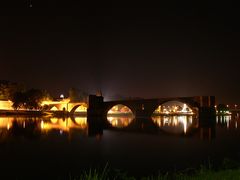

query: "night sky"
left=0, top=1, right=239, bottom=103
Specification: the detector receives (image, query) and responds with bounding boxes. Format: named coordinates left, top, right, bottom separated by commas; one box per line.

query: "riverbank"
left=0, top=110, right=45, bottom=116
left=77, top=168, right=240, bottom=180
left=76, top=168, right=240, bottom=180
left=72, top=160, right=240, bottom=180
left=0, top=110, right=87, bottom=117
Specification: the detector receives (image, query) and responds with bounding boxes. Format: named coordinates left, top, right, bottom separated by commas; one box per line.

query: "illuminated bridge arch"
left=106, top=104, right=135, bottom=128
left=152, top=100, right=197, bottom=115
left=69, top=103, right=87, bottom=114
left=106, top=104, right=135, bottom=116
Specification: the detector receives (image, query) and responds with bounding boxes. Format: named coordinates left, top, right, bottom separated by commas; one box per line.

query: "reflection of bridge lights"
left=224, top=116, right=231, bottom=129
left=75, top=117, right=87, bottom=128
left=163, top=117, right=169, bottom=125
left=173, top=116, right=178, bottom=126
left=107, top=116, right=134, bottom=128
left=152, top=115, right=193, bottom=134
left=189, top=117, right=193, bottom=124
left=178, top=116, right=187, bottom=134
left=107, top=116, right=114, bottom=122
left=50, top=118, right=58, bottom=124
left=7, top=123, right=11, bottom=130
left=42, top=118, right=88, bottom=132
left=0, top=117, right=88, bottom=134
left=41, top=121, right=44, bottom=129
left=0, top=117, right=11, bottom=129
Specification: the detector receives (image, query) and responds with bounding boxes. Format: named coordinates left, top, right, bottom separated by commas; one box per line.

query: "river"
left=0, top=113, right=240, bottom=179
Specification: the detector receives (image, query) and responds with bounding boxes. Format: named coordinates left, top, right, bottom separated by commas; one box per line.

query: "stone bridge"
left=41, top=99, right=87, bottom=114
left=87, top=95, right=216, bottom=119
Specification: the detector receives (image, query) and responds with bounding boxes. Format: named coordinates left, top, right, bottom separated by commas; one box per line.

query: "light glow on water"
left=0, top=117, right=88, bottom=133
left=152, top=115, right=195, bottom=134
left=107, top=116, right=134, bottom=128
left=107, top=104, right=134, bottom=128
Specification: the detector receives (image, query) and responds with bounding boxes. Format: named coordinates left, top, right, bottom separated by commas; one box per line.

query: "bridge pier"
left=198, top=96, right=216, bottom=121
left=135, top=109, right=153, bottom=118
left=87, top=95, right=104, bottom=118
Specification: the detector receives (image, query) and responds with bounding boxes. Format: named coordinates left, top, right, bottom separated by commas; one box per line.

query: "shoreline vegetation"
left=72, top=159, right=240, bottom=180
left=76, top=168, right=240, bottom=180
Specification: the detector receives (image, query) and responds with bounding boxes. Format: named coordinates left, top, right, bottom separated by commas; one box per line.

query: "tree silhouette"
left=12, top=89, right=52, bottom=110
left=12, top=92, right=26, bottom=110
left=0, top=80, right=24, bottom=100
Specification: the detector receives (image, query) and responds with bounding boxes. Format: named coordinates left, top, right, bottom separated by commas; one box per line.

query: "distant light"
left=60, top=94, right=64, bottom=99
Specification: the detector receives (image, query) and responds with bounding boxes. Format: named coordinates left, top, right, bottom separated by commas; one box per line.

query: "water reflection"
left=0, top=116, right=88, bottom=132
left=40, top=117, right=87, bottom=132
left=216, top=113, right=240, bottom=129
left=107, top=115, right=134, bottom=128
left=152, top=115, right=197, bottom=134
left=1, top=113, right=240, bottom=141
left=0, top=116, right=89, bottom=141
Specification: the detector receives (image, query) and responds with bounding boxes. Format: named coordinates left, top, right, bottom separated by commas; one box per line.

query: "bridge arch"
left=106, top=104, right=135, bottom=116
left=105, top=104, right=135, bottom=128
left=151, top=99, right=199, bottom=116
left=69, top=104, right=87, bottom=114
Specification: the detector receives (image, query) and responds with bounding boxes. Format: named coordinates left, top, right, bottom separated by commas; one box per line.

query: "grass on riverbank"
left=71, top=159, right=240, bottom=180
left=74, top=168, right=240, bottom=180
